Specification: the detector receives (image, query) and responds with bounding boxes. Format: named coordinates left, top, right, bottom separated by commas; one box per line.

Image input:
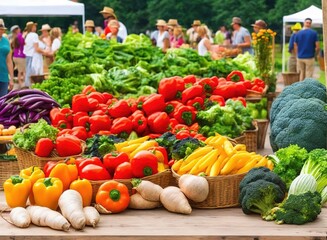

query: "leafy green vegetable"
left=84, top=134, right=116, bottom=158
left=13, top=119, right=59, bottom=151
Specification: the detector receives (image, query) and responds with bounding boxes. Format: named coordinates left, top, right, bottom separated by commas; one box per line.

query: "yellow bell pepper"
left=33, top=177, right=63, bottom=210
left=3, top=175, right=31, bottom=208
left=49, top=162, right=78, bottom=190
left=70, top=178, right=93, bottom=207
left=19, top=166, right=45, bottom=204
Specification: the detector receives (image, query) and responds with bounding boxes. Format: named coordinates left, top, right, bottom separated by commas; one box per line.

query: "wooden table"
left=0, top=191, right=326, bottom=240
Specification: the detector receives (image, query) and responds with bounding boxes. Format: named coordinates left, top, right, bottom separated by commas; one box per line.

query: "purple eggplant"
left=0, top=104, right=14, bottom=116
left=22, top=97, right=58, bottom=108
left=42, top=116, right=51, bottom=124
left=18, top=112, right=27, bottom=124
left=9, top=109, right=23, bottom=122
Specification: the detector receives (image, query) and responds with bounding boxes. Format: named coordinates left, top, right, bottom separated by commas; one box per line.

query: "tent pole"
left=282, top=21, right=286, bottom=72
left=82, top=11, right=85, bottom=34
left=323, top=0, right=327, bottom=85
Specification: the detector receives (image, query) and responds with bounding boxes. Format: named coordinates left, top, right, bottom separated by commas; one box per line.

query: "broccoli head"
left=155, top=132, right=177, bottom=156
left=85, top=134, right=116, bottom=158
left=171, top=137, right=205, bottom=160
left=240, top=167, right=286, bottom=194
left=270, top=98, right=327, bottom=152
left=240, top=179, right=285, bottom=220
left=196, top=104, right=223, bottom=126
left=274, top=191, right=322, bottom=225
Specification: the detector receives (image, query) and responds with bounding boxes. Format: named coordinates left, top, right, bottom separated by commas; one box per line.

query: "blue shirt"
left=294, top=29, right=318, bottom=59
left=232, top=26, right=253, bottom=55
left=288, top=33, right=297, bottom=53
left=0, top=36, right=10, bottom=83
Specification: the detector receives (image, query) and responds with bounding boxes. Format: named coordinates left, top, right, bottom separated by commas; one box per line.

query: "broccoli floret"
left=270, top=98, right=327, bottom=152
left=155, top=132, right=176, bottom=149
left=272, top=145, right=308, bottom=189
left=270, top=78, right=327, bottom=123
left=240, top=180, right=285, bottom=220
left=196, top=104, right=223, bottom=126
left=240, top=167, right=286, bottom=194
left=171, top=137, right=205, bottom=160
left=273, top=191, right=322, bottom=225
left=85, top=134, right=116, bottom=158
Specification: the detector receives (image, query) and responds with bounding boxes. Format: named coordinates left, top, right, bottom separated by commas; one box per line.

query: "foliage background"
left=1, top=0, right=322, bottom=43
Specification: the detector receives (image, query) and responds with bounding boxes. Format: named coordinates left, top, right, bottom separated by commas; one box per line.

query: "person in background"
left=186, top=20, right=201, bottom=49
left=106, top=20, right=123, bottom=43
left=10, top=25, right=26, bottom=89
left=71, top=24, right=79, bottom=34
left=294, top=18, right=319, bottom=81
left=150, top=29, right=159, bottom=46
left=288, top=22, right=301, bottom=72
left=95, top=26, right=103, bottom=37
left=214, top=25, right=231, bottom=45
left=197, top=25, right=211, bottom=56
left=44, top=27, right=62, bottom=64
left=231, top=17, right=253, bottom=54
left=0, top=19, right=14, bottom=97
left=251, top=19, right=267, bottom=33
left=39, top=24, right=52, bottom=74
left=155, top=19, right=170, bottom=53
left=84, top=20, right=95, bottom=34
left=167, top=19, right=178, bottom=44
left=99, top=6, right=127, bottom=41
left=170, top=25, right=184, bottom=48
left=23, top=21, right=45, bottom=87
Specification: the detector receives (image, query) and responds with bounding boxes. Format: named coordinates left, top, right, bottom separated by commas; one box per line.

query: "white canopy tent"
left=0, top=0, right=85, bottom=31
left=282, top=5, right=323, bottom=72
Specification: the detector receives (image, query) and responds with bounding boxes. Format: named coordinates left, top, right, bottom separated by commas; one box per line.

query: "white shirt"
left=198, top=38, right=208, bottom=56
left=23, top=32, right=39, bottom=57
left=156, top=31, right=169, bottom=48
left=118, top=21, right=128, bottom=41
left=51, top=38, right=61, bottom=52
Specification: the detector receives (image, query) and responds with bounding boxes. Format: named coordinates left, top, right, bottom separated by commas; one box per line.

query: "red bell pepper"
left=235, top=81, right=247, bottom=97
left=173, top=105, right=196, bottom=126
left=103, top=151, right=129, bottom=174
left=110, top=117, right=133, bottom=135
left=102, top=92, right=114, bottom=102
left=232, top=97, right=247, bottom=107
left=196, top=77, right=218, bottom=93
left=176, top=129, right=191, bottom=140
left=253, top=78, right=265, bottom=88
left=43, top=161, right=59, bottom=177
left=209, top=95, right=225, bottom=106
left=226, top=70, right=245, bottom=82
left=113, top=162, right=133, bottom=179
left=72, top=94, right=99, bottom=113
left=130, top=110, right=147, bottom=135
left=173, top=124, right=189, bottom=133
left=70, top=126, right=88, bottom=141
left=127, top=98, right=138, bottom=113
left=181, top=85, right=204, bottom=104
left=88, top=92, right=106, bottom=104
left=130, top=150, right=158, bottom=178
left=73, top=111, right=88, bottom=127
left=57, top=119, right=72, bottom=130
left=89, top=115, right=112, bottom=134
left=91, top=109, right=107, bottom=116
left=212, top=82, right=237, bottom=100
left=108, top=99, right=132, bottom=118
left=82, top=85, right=96, bottom=95
left=165, top=101, right=183, bottom=118
left=158, top=77, right=182, bottom=101
left=186, top=96, right=204, bottom=111
left=243, top=80, right=253, bottom=89
left=183, top=75, right=197, bottom=84
left=147, top=146, right=168, bottom=165
left=79, top=164, right=111, bottom=181
left=193, top=133, right=207, bottom=142
left=35, top=138, right=54, bottom=157
left=55, top=134, right=83, bottom=157
left=141, top=94, right=166, bottom=116
left=175, top=77, right=186, bottom=99
left=75, top=157, right=104, bottom=170
left=75, top=115, right=90, bottom=131
left=147, top=112, right=170, bottom=134
left=251, top=85, right=264, bottom=93
left=169, top=118, right=179, bottom=130
left=50, top=108, right=73, bottom=127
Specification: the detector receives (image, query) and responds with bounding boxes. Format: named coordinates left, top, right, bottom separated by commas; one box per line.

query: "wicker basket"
left=255, top=119, right=269, bottom=149
left=233, top=134, right=246, bottom=145
left=282, top=72, right=300, bottom=86
left=246, top=85, right=268, bottom=99
left=0, top=158, right=20, bottom=190
left=89, top=170, right=173, bottom=202
left=172, top=169, right=246, bottom=208
left=14, top=142, right=85, bottom=170
left=243, top=122, right=258, bottom=152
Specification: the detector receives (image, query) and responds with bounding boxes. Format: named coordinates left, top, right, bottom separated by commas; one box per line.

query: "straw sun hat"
left=85, top=20, right=95, bottom=28
left=192, top=20, right=201, bottom=26
left=251, top=20, right=267, bottom=29
left=0, top=19, right=7, bottom=30
left=156, top=19, right=167, bottom=27
left=99, top=7, right=117, bottom=19
left=39, top=24, right=51, bottom=32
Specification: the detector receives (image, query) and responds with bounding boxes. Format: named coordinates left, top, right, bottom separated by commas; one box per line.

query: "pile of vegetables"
left=246, top=98, right=268, bottom=119
left=270, top=78, right=327, bottom=152
left=0, top=89, right=60, bottom=128
left=32, top=32, right=260, bottom=106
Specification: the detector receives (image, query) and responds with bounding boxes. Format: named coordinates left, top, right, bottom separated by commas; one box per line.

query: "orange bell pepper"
left=49, top=162, right=78, bottom=190
left=95, top=180, right=130, bottom=213
left=70, top=178, right=93, bottom=207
